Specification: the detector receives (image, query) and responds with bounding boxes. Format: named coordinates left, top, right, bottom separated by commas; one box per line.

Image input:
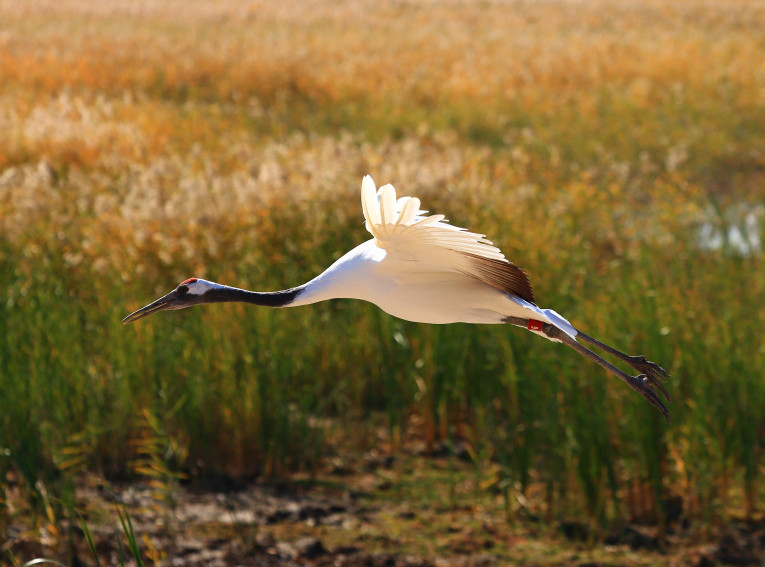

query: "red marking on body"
left=181, top=278, right=198, bottom=285
left=527, top=319, right=543, bottom=332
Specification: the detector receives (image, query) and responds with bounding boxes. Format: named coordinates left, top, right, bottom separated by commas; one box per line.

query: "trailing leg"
left=504, top=316, right=671, bottom=422
left=576, top=331, right=670, bottom=399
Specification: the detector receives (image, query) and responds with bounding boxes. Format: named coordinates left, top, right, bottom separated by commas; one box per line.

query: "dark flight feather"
left=462, top=253, right=535, bottom=304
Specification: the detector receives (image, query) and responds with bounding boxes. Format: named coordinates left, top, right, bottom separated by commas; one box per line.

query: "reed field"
left=1, top=0, right=764, bottom=563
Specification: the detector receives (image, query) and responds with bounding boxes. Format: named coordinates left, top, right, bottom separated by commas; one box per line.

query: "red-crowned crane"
left=124, top=176, right=670, bottom=420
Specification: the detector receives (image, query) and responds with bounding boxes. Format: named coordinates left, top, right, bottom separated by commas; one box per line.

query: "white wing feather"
left=361, top=176, right=505, bottom=261
left=360, top=175, right=535, bottom=304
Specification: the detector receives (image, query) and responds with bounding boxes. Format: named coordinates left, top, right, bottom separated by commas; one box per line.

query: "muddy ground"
left=4, top=441, right=763, bottom=566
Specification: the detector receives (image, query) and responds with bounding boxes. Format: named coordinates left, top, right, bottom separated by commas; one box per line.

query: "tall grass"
left=1, top=0, right=763, bottom=553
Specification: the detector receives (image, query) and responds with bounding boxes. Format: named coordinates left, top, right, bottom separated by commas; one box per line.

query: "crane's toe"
left=630, top=374, right=671, bottom=423
left=629, top=355, right=670, bottom=381
left=628, top=355, right=671, bottom=402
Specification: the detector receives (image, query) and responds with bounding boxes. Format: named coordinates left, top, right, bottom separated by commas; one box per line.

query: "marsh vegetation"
left=1, top=1, right=763, bottom=564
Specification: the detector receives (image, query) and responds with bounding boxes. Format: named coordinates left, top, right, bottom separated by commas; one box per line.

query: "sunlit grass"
left=1, top=0, right=764, bottom=560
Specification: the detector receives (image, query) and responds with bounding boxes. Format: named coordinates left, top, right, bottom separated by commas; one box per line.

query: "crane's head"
left=122, top=278, right=217, bottom=323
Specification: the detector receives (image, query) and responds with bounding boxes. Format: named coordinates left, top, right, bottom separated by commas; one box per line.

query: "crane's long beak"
left=122, top=291, right=182, bottom=324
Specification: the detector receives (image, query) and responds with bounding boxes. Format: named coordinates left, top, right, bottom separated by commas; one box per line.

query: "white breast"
left=291, top=240, right=532, bottom=325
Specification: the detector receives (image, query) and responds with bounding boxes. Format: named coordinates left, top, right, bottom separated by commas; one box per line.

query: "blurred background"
left=0, top=0, right=763, bottom=565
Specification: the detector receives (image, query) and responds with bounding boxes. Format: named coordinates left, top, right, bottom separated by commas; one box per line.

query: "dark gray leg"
left=576, top=332, right=670, bottom=399
left=504, top=317, right=671, bottom=422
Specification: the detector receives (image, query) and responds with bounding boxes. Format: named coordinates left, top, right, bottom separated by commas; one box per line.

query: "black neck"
left=204, top=285, right=305, bottom=308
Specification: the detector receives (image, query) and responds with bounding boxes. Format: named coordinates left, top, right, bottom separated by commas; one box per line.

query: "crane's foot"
left=626, top=355, right=671, bottom=402
left=510, top=321, right=673, bottom=422
left=628, top=373, right=671, bottom=423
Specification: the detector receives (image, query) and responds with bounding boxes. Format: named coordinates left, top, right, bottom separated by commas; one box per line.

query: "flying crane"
left=123, top=176, right=671, bottom=420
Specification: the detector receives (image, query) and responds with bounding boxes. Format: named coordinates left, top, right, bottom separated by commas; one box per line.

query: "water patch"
left=698, top=203, right=763, bottom=256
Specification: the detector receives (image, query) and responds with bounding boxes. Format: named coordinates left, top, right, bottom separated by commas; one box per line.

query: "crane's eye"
left=177, top=285, right=189, bottom=295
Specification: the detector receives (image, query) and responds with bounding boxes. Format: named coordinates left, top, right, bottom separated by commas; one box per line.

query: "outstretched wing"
left=360, top=175, right=535, bottom=304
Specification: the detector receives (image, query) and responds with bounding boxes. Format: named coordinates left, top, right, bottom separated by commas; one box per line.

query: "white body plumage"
left=291, top=177, right=577, bottom=339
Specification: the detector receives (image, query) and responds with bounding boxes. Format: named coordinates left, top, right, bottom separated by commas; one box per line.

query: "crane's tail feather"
left=508, top=296, right=578, bottom=341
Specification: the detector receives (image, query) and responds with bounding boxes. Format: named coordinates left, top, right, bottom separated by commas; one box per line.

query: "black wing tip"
left=464, top=253, right=535, bottom=304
